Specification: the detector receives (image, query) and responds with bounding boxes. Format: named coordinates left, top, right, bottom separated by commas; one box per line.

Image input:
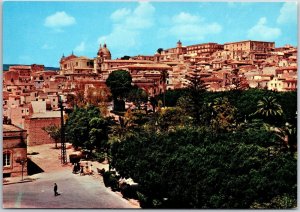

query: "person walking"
left=54, top=183, right=59, bottom=196
left=80, top=166, right=84, bottom=176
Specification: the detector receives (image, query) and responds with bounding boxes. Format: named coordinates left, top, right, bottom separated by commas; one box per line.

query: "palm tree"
left=255, top=96, right=283, bottom=125
left=275, top=123, right=297, bottom=153
left=111, top=109, right=135, bottom=140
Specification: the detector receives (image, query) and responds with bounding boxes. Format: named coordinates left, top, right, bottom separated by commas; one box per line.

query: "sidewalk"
left=3, top=177, right=35, bottom=185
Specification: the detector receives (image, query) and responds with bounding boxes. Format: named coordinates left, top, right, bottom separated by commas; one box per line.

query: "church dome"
left=97, top=43, right=111, bottom=59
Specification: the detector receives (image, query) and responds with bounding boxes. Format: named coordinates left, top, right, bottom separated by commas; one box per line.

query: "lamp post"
left=16, top=157, right=27, bottom=181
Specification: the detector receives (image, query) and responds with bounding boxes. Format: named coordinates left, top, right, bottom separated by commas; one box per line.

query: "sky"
left=3, top=1, right=298, bottom=67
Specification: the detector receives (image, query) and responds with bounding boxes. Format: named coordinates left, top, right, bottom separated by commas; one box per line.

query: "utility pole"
left=58, top=94, right=67, bottom=164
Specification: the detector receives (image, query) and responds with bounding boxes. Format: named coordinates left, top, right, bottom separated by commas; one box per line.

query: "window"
left=3, top=152, right=11, bottom=167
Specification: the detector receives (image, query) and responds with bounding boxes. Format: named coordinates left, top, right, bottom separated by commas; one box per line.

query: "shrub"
left=120, top=183, right=138, bottom=199
left=103, top=171, right=119, bottom=191
left=91, top=152, right=105, bottom=163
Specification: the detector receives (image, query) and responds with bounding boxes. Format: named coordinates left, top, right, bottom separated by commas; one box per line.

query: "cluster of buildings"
left=58, top=40, right=297, bottom=93
left=2, top=39, right=297, bottom=177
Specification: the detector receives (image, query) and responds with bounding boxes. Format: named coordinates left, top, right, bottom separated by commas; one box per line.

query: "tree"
left=157, top=48, right=163, bottom=54
left=43, top=124, right=61, bottom=149
left=66, top=93, right=76, bottom=108
left=86, top=87, right=112, bottom=116
left=106, top=70, right=132, bottom=111
left=149, top=96, right=158, bottom=113
left=156, top=89, right=188, bottom=107
left=74, top=89, right=86, bottom=108
left=156, top=107, right=188, bottom=131
left=255, top=96, right=283, bottom=125
left=177, top=72, right=207, bottom=125
left=127, top=86, right=148, bottom=110
left=65, top=106, right=110, bottom=153
left=121, top=55, right=131, bottom=60
left=275, top=123, right=297, bottom=153
left=161, top=70, right=169, bottom=107
left=110, top=126, right=296, bottom=208
left=210, top=97, right=237, bottom=133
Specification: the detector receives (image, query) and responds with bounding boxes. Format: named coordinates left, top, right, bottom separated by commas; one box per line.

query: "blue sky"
left=3, top=1, right=298, bottom=67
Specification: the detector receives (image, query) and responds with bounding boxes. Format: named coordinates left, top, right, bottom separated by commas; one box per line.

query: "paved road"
left=3, top=170, right=134, bottom=208
left=3, top=144, right=135, bottom=208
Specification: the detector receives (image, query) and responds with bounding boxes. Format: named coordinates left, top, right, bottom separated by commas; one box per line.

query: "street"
left=3, top=144, right=136, bottom=208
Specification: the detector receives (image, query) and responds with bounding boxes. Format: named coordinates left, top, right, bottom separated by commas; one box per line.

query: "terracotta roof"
left=123, top=63, right=171, bottom=69
left=283, top=79, right=297, bottom=82
left=105, top=59, right=154, bottom=64
left=202, top=77, right=223, bottom=82
left=3, top=124, right=25, bottom=132
left=60, top=54, right=77, bottom=62
left=276, top=66, right=297, bottom=71
left=224, top=40, right=274, bottom=45
left=284, top=87, right=297, bottom=90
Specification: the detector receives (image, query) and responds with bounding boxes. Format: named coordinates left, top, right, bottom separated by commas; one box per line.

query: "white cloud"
left=44, top=11, right=76, bottom=29
left=74, top=41, right=86, bottom=52
left=247, top=17, right=281, bottom=40
left=110, top=8, right=131, bottom=22
left=172, top=12, right=202, bottom=24
left=160, top=12, right=222, bottom=41
left=277, top=2, right=297, bottom=24
left=41, top=44, right=54, bottom=50
left=97, top=2, right=155, bottom=54
left=98, top=27, right=139, bottom=52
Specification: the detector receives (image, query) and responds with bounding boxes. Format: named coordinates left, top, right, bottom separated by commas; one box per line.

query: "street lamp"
left=16, top=157, right=27, bottom=181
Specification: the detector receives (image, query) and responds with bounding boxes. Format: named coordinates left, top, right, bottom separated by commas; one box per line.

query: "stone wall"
left=24, top=117, right=61, bottom=146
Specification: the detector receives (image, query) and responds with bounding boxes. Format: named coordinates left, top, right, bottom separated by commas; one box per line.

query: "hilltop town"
left=2, top=39, right=297, bottom=178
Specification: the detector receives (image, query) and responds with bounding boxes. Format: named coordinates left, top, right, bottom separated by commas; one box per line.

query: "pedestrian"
left=89, top=164, right=93, bottom=175
left=54, top=183, right=59, bottom=196
left=72, top=164, right=76, bottom=174
left=80, top=166, right=84, bottom=176
left=76, top=162, right=80, bottom=172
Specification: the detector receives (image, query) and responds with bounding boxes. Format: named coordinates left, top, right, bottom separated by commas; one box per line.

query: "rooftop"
left=30, top=111, right=61, bottom=119
left=224, top=40, right=275, bottom=45
left=3, top=124, right=24, bottom=132
left=105, top=59, right=155, bottom=63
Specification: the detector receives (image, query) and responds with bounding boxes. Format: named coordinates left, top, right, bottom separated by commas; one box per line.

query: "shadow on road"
left=27, top=158, right=44, bottom=175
